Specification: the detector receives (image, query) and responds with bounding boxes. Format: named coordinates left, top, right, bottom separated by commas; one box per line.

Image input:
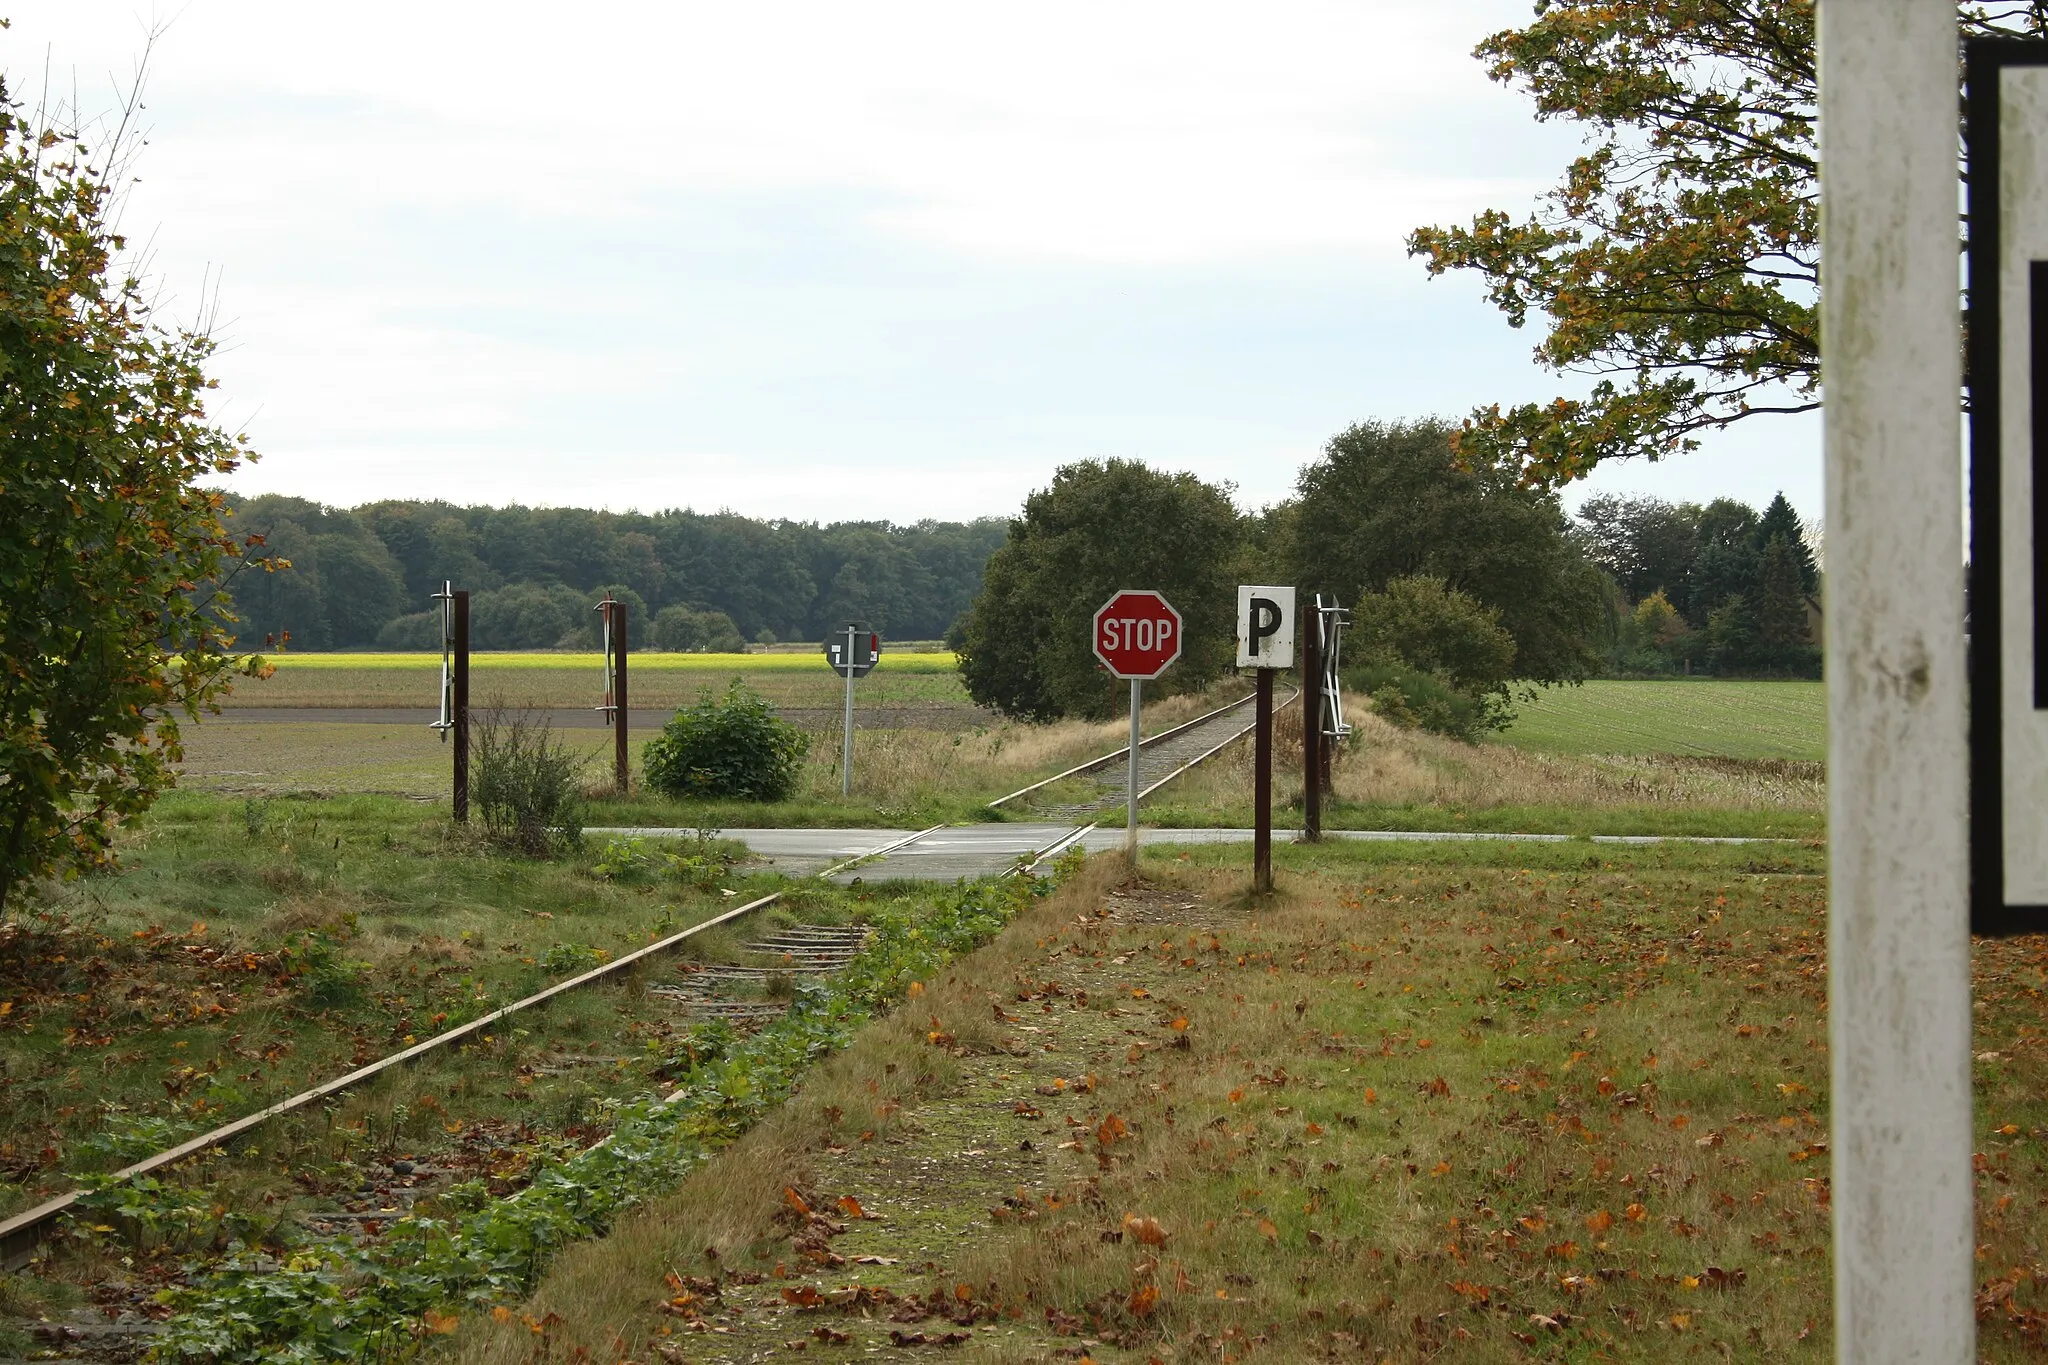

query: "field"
left=1499, top=680, right=1826, bottom=762
left=226, top=652, right=972, bottom=712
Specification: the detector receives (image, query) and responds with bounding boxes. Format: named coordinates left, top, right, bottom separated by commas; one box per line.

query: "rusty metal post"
left=1253, top=667, right=1273, bottom=892
left=1302, top=608, right=1322, bottom=842
left=452, top=590, right=470, bottom=822
left=613, top=600, right=630, bottom=794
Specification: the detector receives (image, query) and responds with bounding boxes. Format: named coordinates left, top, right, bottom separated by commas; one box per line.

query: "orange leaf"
left=1127, top=1282, right=1160, bottom=1317
left=782, top=1187, right=811, bottom=1216
left=1430, top=1161, right=1451, bottom=1178
left=836, top=1195, right=866, bottom=1219
left=907, top=981, right=924, bottom=997
left=1624, top=1202, right=1647, bottom=1222
left=1170, top=1017, right=1189, bottom=1032
left=1257, top=1217, right=1279, bottom=1242
left=1586, top=1209, right=1614, bottom=1234
left=423, top=1310, right=459, bottom=1335
left=1122, top=1214, right=1169, bottom=1247
left=1364, top=1087, right=1378, bottom=1104
left=781, top=1285, right=823, bottom=1307
left=1228, top=1087, right=1246, bottom=1104
left=1096, top=1114, right=1130, bottom=1147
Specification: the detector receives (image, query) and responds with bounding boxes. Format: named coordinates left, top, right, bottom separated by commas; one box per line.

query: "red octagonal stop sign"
left=1093, top=589, right=1183, bottom=680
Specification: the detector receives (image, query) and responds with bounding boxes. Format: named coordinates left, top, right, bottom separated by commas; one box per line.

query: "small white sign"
left=1236, top=586, right=1296, bottom=668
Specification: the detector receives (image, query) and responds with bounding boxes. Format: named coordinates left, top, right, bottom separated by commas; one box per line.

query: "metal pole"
left=841, top=624, right=856, bottom=798
left=1126, top=677, right=1141, bottom=856
left=1253, top=668, right=1273, bottom=891
left=452, top=591, right=470, bottom=823
left=1302, top=606, right=1322, bottom=842
left=613, top=600, right=629, bottom=795
left=1818, top=3, right=1971, bottom=1360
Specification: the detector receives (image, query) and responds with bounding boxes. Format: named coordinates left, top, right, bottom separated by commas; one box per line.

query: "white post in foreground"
left=1819, top=3, right=1974, bottom=1360
left=1126, top=678, right=1141, bottom=856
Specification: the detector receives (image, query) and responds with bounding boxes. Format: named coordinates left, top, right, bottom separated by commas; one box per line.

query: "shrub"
left=1346, top=662, right=1503, bottom=742
left=643, top=681, right=809, bottom=802
left=473, top=704, right=586, bottom=855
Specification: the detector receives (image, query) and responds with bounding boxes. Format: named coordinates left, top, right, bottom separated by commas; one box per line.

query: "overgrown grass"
left=0, top=792, right=769, bottom=1219
left=1143, top=701, right=1826, bottom=839
left=472, top=839, right=2048, bottom=1363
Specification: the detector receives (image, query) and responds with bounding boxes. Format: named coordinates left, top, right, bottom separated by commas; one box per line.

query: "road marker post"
left=1820, top=4, right=1972, bottom=1358
left=1237, top=586, right=1296, bottom=892
left=1092, top=590, right=1185, bottom=858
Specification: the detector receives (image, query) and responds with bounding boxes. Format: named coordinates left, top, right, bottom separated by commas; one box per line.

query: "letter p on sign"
left=1236, top=586, right=1296, bottom=668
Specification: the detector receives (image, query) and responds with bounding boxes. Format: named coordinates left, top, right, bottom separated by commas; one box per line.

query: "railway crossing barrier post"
left=453, top=591, right=470, bottom=822
left=429, top=583, right=471, bottom=821
left=1238, top=587, right=1296, bottom=893
left=596, top=595, right=629, bottom=794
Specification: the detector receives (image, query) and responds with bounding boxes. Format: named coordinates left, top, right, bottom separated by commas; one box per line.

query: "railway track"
left=987, top=689, right=1300, bottom=816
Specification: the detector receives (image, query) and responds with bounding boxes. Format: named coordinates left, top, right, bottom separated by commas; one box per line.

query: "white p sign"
left=1236, top=586, right=1296, bottom=668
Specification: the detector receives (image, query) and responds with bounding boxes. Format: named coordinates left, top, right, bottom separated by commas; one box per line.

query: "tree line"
left=956, top=421, right=1820, bottom=734
left=223, top=496, right=1009, bottom=651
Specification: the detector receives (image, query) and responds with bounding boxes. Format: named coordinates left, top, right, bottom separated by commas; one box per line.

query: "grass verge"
left=460, top=838, right=2048, bottom=1363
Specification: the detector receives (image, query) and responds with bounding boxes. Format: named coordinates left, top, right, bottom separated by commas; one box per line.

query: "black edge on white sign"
left=1969, top=38, right=2048, bottom=935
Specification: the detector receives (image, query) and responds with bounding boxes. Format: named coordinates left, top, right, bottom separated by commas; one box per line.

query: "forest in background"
left=222, top=496, right=1008, bottom=651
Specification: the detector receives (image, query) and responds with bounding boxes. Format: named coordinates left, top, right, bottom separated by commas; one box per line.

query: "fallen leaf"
left=1586, top=1209, right=1614, bottom=1234
left=1257, top=1217, right=1279, bottom=1242
left=1127, top=1283, right=1160, bottom=1317
left=782, top=1187, right=811, bottom=1216
left=1122, top=1214, right=1169, bottom=1247
left=835, top=1195, right=866, bottom=1219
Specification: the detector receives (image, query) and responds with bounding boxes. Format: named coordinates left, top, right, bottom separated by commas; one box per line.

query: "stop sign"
left=1093, top=589, right=1183, bottom=679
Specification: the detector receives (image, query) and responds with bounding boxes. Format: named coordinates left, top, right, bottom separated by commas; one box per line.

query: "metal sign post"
left=1302, top=608, right=1322, bottom=842
left=824, top=625, right=881, bottom=796
left=1820, top=4, right=1972, bottom=1359
left=429, top=583, right=471, bottom=822
left=1237, top=586, right=1296, bottom=892
left=596, top=596, right=629, bottom=794
left=1091, top=590, right=1184, bottom=856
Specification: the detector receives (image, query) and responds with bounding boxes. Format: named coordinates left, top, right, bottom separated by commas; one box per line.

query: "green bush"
left=473, top=704, right=585, bottom=856
left=1345, top=662, right=1503, bottom=742
left=643, top=681, right=809, bottom=802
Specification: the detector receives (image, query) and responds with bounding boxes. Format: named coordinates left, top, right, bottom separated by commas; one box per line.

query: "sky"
left=1, top=1, right=1822, bottom=527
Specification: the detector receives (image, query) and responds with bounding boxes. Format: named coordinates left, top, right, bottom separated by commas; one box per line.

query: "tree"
left=1406, top=2, right=2043, bottom=482
left=1575, top=494, right=1701, bottom=604
left=1753, top=491, right=1818, bottom=595
left=1287, top=420, right=1605, bottom=684
left=0, top=74, right=269, bottom=910
left=959, top=460, right=1243, bottom=720
left=1351, top=575, right=1519, bottom=700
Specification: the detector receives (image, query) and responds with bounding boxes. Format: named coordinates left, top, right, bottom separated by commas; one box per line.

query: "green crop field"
left=1498, top=679, right=1826, bottom=762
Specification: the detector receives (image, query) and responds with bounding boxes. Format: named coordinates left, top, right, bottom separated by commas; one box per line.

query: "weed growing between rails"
left=147, top=861, right=1077, bottom=1362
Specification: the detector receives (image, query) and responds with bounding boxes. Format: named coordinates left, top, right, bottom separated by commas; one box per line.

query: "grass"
left=456, top=838, right=2048, bottom=1363
left=256, top=652, right=962, bottom=671
left=0, top=792, right=775, bottom=1222
left=1138, top=699, right=1827, bottom=840
left=1500, top=680, right=1826, bottom=762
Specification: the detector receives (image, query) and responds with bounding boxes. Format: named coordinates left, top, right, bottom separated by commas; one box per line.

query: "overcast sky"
left=3, top=2, right=1821, bottom=526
